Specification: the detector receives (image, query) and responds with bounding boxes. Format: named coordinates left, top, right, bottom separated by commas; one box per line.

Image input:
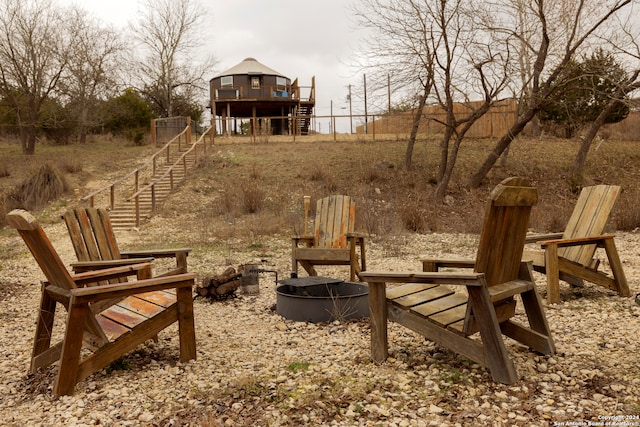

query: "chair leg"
left=298, top=260, right=317, bottom=276
left=368, top=281, right=388, bottom=363
left=603, top=238, right=631, bottom=297
left=505, top=288, right=556, bottom=355
left=31, top=289, right=57, bottom=372
left=175, top=251, right=188, bottom=274
left=544, top=244, right=561, bottom=303
left=176, top=287, right=197, bottom=362
left=467, top=286, right=518, bottom=384
left=55, top=301, right=90, bottom=396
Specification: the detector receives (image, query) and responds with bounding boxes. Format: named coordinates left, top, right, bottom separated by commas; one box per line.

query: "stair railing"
left=82, top=123, right=191, bottom=210
left=128, top=126, right=213, bottom=227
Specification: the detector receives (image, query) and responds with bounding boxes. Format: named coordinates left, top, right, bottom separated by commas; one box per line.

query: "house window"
left=251, top=77, right=260, bottom=89
left=221, top=76, right=233, bottom=87
left=276, top=76, right=286, bottom=91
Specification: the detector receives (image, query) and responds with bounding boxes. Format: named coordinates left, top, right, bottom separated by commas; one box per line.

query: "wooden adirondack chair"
left=524, top=185, right=630, bottom=303
left=62, top=207, right=191, bottom=277
left=291, top=195, right=366, bottom=281
left=360, top=178, right=555, bottom=384
left=7, top=209, right=196, bottom=396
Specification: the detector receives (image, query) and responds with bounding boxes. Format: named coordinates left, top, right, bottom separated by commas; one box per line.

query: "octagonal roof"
left=214, top=57, right=287, bottom=78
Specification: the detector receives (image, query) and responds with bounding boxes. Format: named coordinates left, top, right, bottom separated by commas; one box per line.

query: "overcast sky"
left=64, top=0, right=369, bottom=131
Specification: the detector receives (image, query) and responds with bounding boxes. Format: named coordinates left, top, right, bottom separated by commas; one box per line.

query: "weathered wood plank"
left=411, top=293, right=467, bottom=318
left=385, top=283, right=437, bottom=300
left=391, top=286, right=454, bottom=308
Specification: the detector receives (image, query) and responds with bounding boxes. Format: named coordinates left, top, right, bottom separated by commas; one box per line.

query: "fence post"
left=135, top=195, right=140, bottom=228
left=372, top=114, right=376, bottom=140
left=151, top=119, right=157, bottom=147
left=186, top=117, right=192, bottom=145
left=109, top=186, right=115, bottom=210
left=151, top=185, right=156, bottom=213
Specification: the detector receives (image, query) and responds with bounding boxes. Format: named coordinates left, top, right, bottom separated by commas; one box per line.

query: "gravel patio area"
left=0, top=221, right=638, bottom=426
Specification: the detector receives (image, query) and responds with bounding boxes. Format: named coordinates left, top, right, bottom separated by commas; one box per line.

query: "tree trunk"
left=573, top=75, right=640, bottom=180
left=405, top=88, right=429, bottom=170
left=467, top=107, right=538, bottom=188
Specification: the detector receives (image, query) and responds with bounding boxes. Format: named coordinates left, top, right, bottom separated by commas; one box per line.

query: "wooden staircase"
left=82, top=123, right=213, bottom=230
left=297, top=101, right=314, bottom=135
left=108, top=145, right=196, bottom=229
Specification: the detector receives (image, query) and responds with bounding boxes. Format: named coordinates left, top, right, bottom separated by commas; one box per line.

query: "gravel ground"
left=0, top=219, right=639, bottom=426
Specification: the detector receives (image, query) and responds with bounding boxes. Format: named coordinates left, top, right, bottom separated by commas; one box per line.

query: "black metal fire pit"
left=276, top=276, right=369, bottom=323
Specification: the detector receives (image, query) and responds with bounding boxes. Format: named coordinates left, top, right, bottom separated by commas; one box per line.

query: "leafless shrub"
left=241, top=179, right=264, bottom=213
left=219, top=190, right=236, bottom=218
left=6, top=163, right=69, bottom=211
left=614, top=188, right=640, bottom=231
left=357, top=198, right=397, bottom=236
left=60, top=159, right=83, bottom=173
left=398, top=193, right=432, bottom=233
left=308, top=167, right=326, bottom=181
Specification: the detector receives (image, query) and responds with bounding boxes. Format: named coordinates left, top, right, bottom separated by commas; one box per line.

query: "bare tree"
left=0, top=0, right=71, bottom=154
left=467, top=0, right=633, bottom=188
left=353, top=0, right=512, bottom=199
left=131, top=0, right=216, bottom=118
left=571, top=12, right=640, bottom=181
left=58, top=8, right=126, bottom=144
left=352, top=0, right=435, bottom=170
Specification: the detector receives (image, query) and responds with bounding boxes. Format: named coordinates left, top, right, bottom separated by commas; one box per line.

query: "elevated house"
left=209, top=57, right=315, bottom=136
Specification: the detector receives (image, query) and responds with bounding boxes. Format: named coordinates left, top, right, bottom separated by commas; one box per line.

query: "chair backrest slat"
left=561, top=185, right=619, bottom=266
left=88, top=208, right=121, bottom=260
left=8, top=210, right=77, bottom=290
left=474, top=177, right=537, bottom=287
left=313, top=195, right=355, bottom=249
left=63, top=208, right=122, bottom=262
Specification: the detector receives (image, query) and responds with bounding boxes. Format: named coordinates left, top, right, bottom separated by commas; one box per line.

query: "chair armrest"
left=292, top=235, right=314, bottom=246
left=69, top=273, right=196, bottom=304
left=488, top=279, right=535, bottom=301
left=359, top=271, right=485, bottom=286
left=421, top=258, right=475, bottom=271
left=540, top=234, right=615, bottom=249
left=346, top=232, right=365, bottom=239
left=120, top=248, right=191, bottom=260
left=71, top=262, right=153, bottom=286
left=525, top=232, right=563, bottom=243
left=346, top=233, right=365, bottom=245
left=71, top=258, right=155, bottom=273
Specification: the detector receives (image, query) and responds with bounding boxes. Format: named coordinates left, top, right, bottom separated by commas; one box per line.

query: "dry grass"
left=1, top=134, right=639, bottom=239
left=5, top=163, right=70, bottom=214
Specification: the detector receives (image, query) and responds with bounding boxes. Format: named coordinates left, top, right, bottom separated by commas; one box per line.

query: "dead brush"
left=308, top=166, right=326, bottom=181
left=218, top=190, right=236, bottom=219
left=398, top=194, right=433, bottom=233
left=614, top=188, right=640, bottom=230
left=240, top=179, right=265, bottom=214
left=59, top=158, right=83, bottom=174
left=6, top=163, right=69, bottom=211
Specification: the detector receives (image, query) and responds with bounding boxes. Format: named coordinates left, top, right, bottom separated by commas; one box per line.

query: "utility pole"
left=348, top=84, right=353, bottom=134
left=364, top=74, right=368, bottom=135
left=388, top=74, right=391, bottom=113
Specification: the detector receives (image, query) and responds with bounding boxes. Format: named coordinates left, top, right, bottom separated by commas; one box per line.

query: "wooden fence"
left=356, top=99, right=518, bottom=138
